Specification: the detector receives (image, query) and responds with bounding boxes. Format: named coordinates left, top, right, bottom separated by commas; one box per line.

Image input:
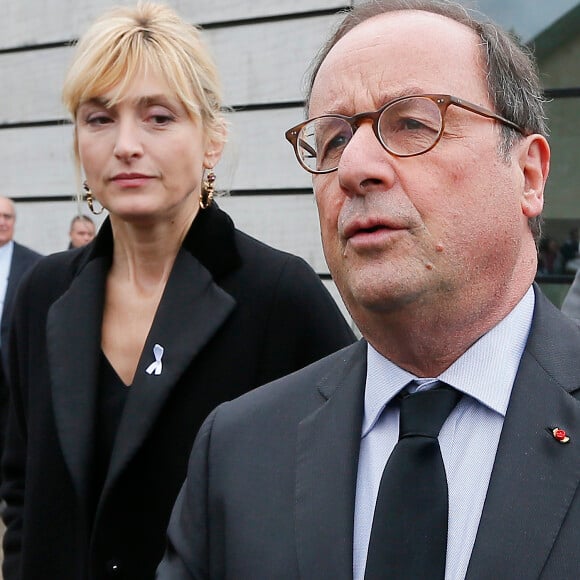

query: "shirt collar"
left=363, top=286, right=535, bottom=437
left=0, top=240, right=14, bottom=258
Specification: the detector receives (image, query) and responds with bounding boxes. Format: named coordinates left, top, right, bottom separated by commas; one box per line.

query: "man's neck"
left=355, top=284, right=534, bottom=378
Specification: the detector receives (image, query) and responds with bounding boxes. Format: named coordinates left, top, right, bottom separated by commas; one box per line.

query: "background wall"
left=0, top=0, right=353, bottom=320
left=1, top=0, right=578, bottom=319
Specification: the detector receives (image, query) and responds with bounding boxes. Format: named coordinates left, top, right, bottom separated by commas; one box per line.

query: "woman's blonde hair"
left=63, top=2, right=226, bottom=171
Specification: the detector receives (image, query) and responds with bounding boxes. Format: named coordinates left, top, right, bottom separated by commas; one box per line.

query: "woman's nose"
left=113, top=119, right=144, bottom=160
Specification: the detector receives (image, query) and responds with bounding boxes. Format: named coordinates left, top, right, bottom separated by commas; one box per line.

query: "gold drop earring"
left=199, top=169, right=216, bottom=209
left=84, top=181, right=104, bottom=215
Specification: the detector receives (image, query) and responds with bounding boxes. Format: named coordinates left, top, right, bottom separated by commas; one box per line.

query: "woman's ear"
left=519, top=134, right=550, bottom=219
left=203, top=122, right=227, bottom=169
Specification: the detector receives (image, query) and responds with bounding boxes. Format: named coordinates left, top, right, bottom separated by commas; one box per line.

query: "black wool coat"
left=1, top=204, right=355, bottom=580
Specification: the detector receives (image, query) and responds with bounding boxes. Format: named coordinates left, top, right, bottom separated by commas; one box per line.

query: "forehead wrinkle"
left=312, top=72, right=433, bottom=117
left=312, top=10, right=489, bottom=111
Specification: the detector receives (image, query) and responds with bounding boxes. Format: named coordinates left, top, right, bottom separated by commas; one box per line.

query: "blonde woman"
left=1, top=4, right=354, bottom=579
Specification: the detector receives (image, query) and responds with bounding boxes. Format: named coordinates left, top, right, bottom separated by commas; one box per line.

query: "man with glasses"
left=158, top=1, right=580, bottom=578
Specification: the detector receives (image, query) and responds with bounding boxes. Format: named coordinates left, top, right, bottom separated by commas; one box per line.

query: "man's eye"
left=323, top=133, right=348, bottom=152
left=320, top=126, right=351, bottom=153
left=401, top=118, right=427, bottom=130
left=389, top=116, right=437, bottom=133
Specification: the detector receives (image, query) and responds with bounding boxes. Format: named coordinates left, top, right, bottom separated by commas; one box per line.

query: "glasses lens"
left=378, top=97, right=443, bottom=156
left=297, top=117, right=353, bottom=173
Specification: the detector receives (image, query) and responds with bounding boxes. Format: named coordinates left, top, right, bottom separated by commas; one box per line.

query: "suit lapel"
left=47, top=256, right=108, bottom=502
left=295, top=340, right=367, bottom=580
left=467, top=292, right=580, bottom=579
left=101, top=248, right=235, bottom=498
left=2, top=244, right=36, bottom=346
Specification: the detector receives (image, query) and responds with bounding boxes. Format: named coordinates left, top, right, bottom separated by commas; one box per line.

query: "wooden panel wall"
left=1, top=1, right=348, bottom=48
left=1, top=0, right=355, bottom=325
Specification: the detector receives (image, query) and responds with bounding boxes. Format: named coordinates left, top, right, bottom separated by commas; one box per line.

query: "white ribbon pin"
left=145, top=343, right=164, bottom=376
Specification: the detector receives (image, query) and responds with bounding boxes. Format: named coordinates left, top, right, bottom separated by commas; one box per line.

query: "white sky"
left=470, top=0, right=579, bottom=41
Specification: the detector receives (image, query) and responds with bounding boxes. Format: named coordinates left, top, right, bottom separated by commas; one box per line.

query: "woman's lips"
left=111, top=173, right=153, bottom=187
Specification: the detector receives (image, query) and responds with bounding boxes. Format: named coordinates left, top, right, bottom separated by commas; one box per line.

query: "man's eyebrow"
left=377, top=86, right=427, bottom=104
left=318, top=86, right=428, bottom=115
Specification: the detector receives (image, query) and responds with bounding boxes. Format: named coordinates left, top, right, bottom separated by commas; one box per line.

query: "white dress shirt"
left=353, top=286, right=535, bottom=580
left=0, top=240, right=14, bottom=338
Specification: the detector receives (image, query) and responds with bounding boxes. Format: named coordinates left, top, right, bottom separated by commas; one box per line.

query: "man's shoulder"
left=8, top=242, right=43, bottom=284
left=213, top=341, right=365, bottom=423
left=528, top=287, right=580, bottom=388
left=12, top=241, right=42, bottom=263
left=532, top=287, right=580, bottom=340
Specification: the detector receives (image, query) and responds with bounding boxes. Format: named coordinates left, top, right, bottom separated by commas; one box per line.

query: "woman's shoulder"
left=191, top=205, right=329, bottom=304
left=233, top=227, right=311, bottom=271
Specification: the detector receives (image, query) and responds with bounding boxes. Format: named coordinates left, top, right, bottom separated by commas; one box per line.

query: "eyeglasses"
left=285, top=94, right=526, bottom=174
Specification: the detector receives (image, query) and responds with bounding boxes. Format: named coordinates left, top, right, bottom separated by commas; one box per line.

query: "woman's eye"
left=147, top=109, right=176, bottom=125
left=86, top=114, right=113, bottom=126
left=151, top=115, right=173, bottom=124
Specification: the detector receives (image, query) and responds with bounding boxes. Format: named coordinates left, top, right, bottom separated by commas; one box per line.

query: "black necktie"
left=364, top=383, right=461, bottom=580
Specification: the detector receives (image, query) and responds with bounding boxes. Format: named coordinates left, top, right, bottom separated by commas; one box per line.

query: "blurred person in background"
left=0, top=197, right=41, bottom=353
left=68, top=214, right=96, bottom=249
left=560, top=226, right=580, bottom=273
left=0, top=4, right=354, bottom=580
left=537, top=237, right=562, bottom=275
left=0, top=196, right=41, bottom=487
left=561, top=269, right=580, bottom=319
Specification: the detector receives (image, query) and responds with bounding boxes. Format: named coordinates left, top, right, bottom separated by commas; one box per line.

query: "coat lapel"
left=47, top=208, right=239, bottom=512
left=101, top=248, right=235, bottom=498
left=47, top=255, right=109, bottom=502
left=466, top=291, right=580, bottom=579
left=295, top=340, right=367, bottom=580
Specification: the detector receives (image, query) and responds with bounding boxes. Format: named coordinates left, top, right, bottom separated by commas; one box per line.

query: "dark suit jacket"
left=1, top=241, right=42, bottom=354
left=0, top=241, right=41, bottom=482
left=158, top=286, right=580, bottom=579
left=1, top=204, right=355, bottom=580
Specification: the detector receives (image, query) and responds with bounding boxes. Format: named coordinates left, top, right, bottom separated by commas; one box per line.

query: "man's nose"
left=337, top=124, right=396, bottom=195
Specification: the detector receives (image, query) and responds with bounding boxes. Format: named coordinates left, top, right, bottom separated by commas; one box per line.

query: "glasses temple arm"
left=297, top=137, right=318, bottom=158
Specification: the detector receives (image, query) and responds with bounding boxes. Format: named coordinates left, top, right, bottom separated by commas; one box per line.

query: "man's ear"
left=519, top=134, right=550, bottom=219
